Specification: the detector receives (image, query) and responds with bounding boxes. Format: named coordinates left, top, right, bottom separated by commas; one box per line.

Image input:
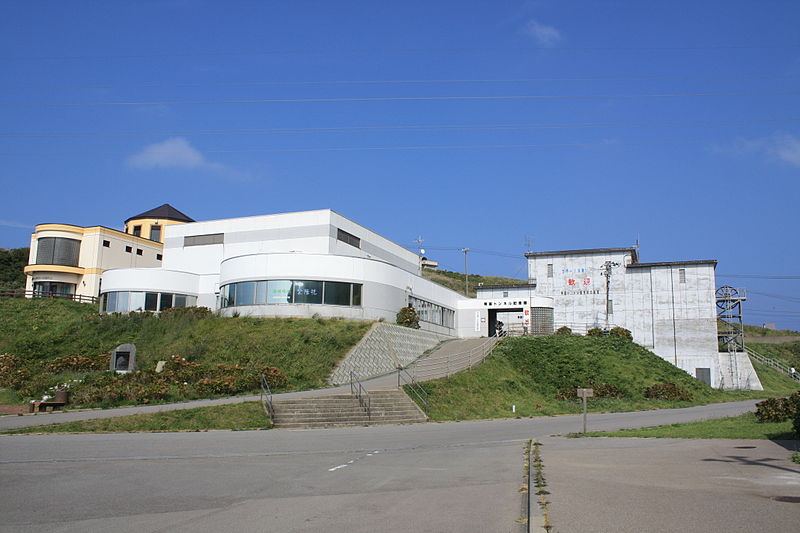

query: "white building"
left=100, top=209, right=555, bottom=338
left=475, top=247, right=760, bottom=389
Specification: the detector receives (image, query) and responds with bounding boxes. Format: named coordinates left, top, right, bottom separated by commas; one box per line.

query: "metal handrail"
left=397, top=367, right=429, bottom=412
left=0, top=289, right=98, bottom=304
left=746, top=346, right=800, bottom=381
left=407, top=333, right=500, bottom=381
left=260, top=373, right=274, bottom=419
left=349, top=371, right=371, bottom=419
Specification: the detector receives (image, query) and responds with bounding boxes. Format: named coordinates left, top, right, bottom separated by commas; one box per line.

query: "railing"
left=746, top=346, right=800, bottom=381
left=349, top=371, right=371, bottom=419
left=406, top=333, right=501, bottom=381
left=260, top=373, right=274, bottom=419
left=397, top=367, right=430, bottom=413
left=0, top=289, right=98, bottom=304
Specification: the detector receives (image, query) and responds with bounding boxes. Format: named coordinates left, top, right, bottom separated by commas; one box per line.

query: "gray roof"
left=125, top=204, right=194, bottom=224
left=525, top=247, right=639, bottom=263
left=476, top=284, right=537, bottom=290
left=626, top=260, right=717, bottom=269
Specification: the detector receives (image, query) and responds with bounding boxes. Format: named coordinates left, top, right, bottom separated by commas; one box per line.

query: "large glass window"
left=220, top=280, right=363, bottom=308
left=324, top=281, right=351, bottom=306
left=408, top=296, right=455, bottom=328
left=293, top=281, right=322, bottom=304
left=159, top=293, right=174, bottom=311
left=100, top=291, right=197, bottom=313
left=149, top=225, right=162, bottom=242
left=35, top=237, right=81, bottom=266
left=267, top=280, right=293, bottom=304
left=144, top=292, right=158, bottom=311
left=33, top=281, right=76, bottom=296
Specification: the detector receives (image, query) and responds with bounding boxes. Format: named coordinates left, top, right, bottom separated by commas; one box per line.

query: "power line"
left=0, top=139, right=757, bottom=157
left=2, top=74, right=797, bottom=90
left=2, top=117, right=798, bottom=139
left=2, top=43, right=798, bottom=61
left=748, top=290, right=800, bottom=303
left=718, top=274, right=800, bottom=279
left=2, top=90, right=798, bottom=108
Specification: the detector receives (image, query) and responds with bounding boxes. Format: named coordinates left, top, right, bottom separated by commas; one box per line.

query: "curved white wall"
left=102, top=268, right=200, bottom=296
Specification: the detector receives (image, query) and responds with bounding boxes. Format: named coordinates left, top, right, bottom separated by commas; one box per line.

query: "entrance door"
left=488, top=308, right=523, bottom=336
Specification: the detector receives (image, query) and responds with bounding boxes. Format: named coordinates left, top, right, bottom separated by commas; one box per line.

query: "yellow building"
left=24, top=204, right=193, bottom=303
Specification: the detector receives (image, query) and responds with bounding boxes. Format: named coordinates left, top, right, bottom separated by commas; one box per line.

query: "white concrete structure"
left=473, top=247, right=759, bottom=389
left=100, top=209, right=556, bottom=338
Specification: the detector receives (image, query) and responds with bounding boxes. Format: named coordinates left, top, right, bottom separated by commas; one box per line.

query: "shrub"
left=586, top=327, right=604, bottom=337
left=644, top=382, right=693, bottom=401
left=556, top=382, right=626, bottom=400
left=45, top=353, right=110, bottom=373
left=396, top=306, right=420, bottom=329
left=755, top=393, right=799, bottom=423
left=554, top=326, right=572, bottom=335
left=159, top=306, right=213, bottom=319
left=608, top=327, right=632, bottom=339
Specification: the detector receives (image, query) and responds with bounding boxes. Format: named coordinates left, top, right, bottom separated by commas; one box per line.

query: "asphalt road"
left=4, top=400, right=796, bottom=533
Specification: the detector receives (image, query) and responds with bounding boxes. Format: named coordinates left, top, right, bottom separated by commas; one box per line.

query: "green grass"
left=0, top=402, right=270, bottom=434
left=0, top=298, right=370, bottom=391
left=579, top=412, right=796, bottom=440
left=413, top=335, right=800, bottom=421
left=744, top=323, right=800, bottom=337
left=0, top=388, right=21, bottom=404
left=422, top=269, right=526, bottom=297
left=747, top=341, right=800, bottom=370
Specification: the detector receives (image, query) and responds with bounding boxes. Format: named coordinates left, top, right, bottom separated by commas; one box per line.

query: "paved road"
left=3, top=400, right=794, bottom=533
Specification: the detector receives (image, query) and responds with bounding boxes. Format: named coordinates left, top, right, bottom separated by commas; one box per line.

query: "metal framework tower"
left=716, top=286, right=747, bottom=389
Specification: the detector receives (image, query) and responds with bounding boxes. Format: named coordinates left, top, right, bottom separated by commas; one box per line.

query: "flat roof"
left=525, top=247, right=638, bottom=262
left=626, top=260, right=717, bottom=269
left=476, top=284, right=536, bottom=290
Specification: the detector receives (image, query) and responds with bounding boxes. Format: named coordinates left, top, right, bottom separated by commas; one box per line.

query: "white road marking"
left=328, top=464, right=348, bottom=472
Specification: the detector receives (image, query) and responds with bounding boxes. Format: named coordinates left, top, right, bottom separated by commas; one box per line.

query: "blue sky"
left=1, top=1, right=799, bottom=329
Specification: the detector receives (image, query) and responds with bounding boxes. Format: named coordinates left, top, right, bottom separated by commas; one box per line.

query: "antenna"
left=525, top=235, right=534, bottom=254
left=414, top=236, right=425, bottom=255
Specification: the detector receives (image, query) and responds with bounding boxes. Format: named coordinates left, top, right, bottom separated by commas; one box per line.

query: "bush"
left=586, top=327, right=605, bottom=337
left=396, top=306, right=420, bottom=329
left=755, top=393, right=799, bottom=423
left=555, top=382, right=625, bottom=400
left=608, top=327, right=632, bottom=339
left=644, top=382, right=693, bottom=401
left=554, top=326, right=572, bottom=335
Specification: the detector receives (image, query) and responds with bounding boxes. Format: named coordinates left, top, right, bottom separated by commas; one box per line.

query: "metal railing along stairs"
left=746, top=345, right=800, bottom=381
left=349, top=371, right=371, bottom=420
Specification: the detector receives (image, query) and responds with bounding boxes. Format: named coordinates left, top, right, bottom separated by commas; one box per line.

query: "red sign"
left=567, top=279, right=576, bottom=286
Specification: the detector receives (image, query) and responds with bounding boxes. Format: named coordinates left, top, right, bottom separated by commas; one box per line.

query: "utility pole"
left=460, top=248, right=470, bottom=295
left=600, top=261, right=619, bottom=328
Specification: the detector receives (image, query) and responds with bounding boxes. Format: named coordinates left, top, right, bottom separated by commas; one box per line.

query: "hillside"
left=0, top=298, right=370, bottom=406
left=415, top=335, right=799, bottom=421
left=0, top=248, right=28, bottom=290
left=422, top=268, right=526, bottom=297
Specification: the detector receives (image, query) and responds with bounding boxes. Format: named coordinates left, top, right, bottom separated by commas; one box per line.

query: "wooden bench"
left=29, top=401, right=66, bottom=413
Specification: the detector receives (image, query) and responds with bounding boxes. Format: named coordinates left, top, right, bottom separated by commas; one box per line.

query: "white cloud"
left=126, top=137, right=252, bottom=180
left=0, top=220, right=31, bottom=229
left=524, top=19, right=562, bottom=47
left=720, top=133, right=800, bottom=168
left=126, top=137, right=206, bottom=169
left=770, top=134, right=800, bottom=167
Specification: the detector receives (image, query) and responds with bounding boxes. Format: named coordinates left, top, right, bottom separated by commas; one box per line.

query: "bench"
left=28, top=401, right=66, bottom=413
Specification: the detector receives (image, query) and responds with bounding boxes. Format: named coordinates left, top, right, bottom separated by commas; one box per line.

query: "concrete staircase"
left=270, top=388, right=427, bottom=429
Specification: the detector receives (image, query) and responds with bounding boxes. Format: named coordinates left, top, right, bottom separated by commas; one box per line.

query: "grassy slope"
left=422, top=269, right=526, bottom=297
left=743, top=323, right=800, bottom=337
left=581, top=412, right=796, bottom=440
left=416, top=335, right=800, bottom=421
left=747, top=341, right=800, bottom=370
left=0, top=298, right=370, bottom=390
left=0, top=402, right=269, bottom=434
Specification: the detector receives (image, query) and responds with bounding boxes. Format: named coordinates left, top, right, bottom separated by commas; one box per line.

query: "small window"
left=156, top=253, right=163, bottom=261
left=503, top=291, right=509, bottom=298
left=608, top=300, right=614, bottom=314
left=149, top=225, right=162, bottom=242
left=136, top=249, right=143, bottom=256
left=184, top=233, right=224, bottom=247
left=336, top=228, right=360, bottom=249
left=102, top=240, right=110, bottom=248
left=546, top=264, right=553, bottom=278
left=125, top=246, right=132, bottom=253
left=679, top=268, right=686, bottom=283
left=132, top=225, right=141, bottom=237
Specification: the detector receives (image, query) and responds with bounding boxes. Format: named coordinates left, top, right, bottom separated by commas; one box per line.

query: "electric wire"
left=1, top=117, right=797, bottom=139
left=1, top=90, right=798, bottom=107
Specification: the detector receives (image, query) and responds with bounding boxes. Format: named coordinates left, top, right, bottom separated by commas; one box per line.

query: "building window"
left=608, top=300, right=614, bottom=314
left=219, top=280, right=363, bottom=309
left=125, top=246, right=132, bottom=253
left=679, top=268, right=686, bottom=283
left=546, top=264, right=553, bottom=278
left=33, top=281, right=76, bottom=297
left=408, top=295, right=455, bottom=328
left=35, top=237, right=81, bottom=267
left=503, top=291, right=509, bottom=298
left=336, top=228, right=360, bottom=249
left=184, top=233, right=224, bottom=247
left=149, top=225, right=162, bottom=242
left=136, top=249, right=143, bottom=256
left=156, top=253, right=163, bottom=261
left=101, top=291, right=197, bottom=313
left=132, top=225, right=141, bottom=237
left=102, top=240, right=110, bottom=248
